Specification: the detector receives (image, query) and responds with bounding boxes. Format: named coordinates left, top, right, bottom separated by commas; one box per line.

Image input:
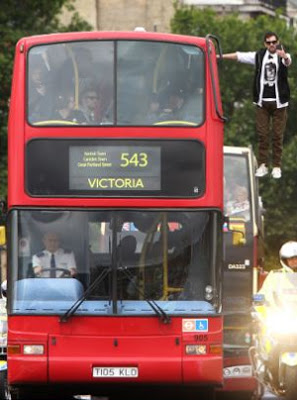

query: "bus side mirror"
left=225, top=216, right=246, bottom=246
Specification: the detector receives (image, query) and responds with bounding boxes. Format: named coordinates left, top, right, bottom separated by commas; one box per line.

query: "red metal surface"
left=221, top=376, right=256, bottom=392
left=8, top=316, right=223, bottom=385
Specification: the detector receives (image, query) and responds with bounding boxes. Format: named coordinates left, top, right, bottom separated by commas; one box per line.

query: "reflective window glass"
left=224, top=155, right=251, bottom=223
left=27, top=41, right=204, bottom=126
left=11, top=210, right=220, bottom=316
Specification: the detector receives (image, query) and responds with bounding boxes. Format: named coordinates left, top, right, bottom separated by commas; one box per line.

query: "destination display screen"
left=26, top=139, right=205, bottom=198
left=69, top=146, right=161, bottom=191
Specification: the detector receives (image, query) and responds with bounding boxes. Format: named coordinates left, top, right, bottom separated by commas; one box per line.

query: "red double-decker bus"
left=6, top=30, right=225, bottom=400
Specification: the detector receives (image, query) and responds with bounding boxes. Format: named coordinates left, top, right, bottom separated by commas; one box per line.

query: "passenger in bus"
left=118, top=236, right=137, bottom=263
left=51, top=92, right=87, bottom=124
left=80, top=89, right=101, bottom=124
left=159, top=87, right=198, bottom=123
left=160, top=88, right=185, bottom=121
left=225, top=185, right=250, bottom=221
left=32, top=232, right=77, bottom=278
left=28, top=55, right=52, bottom=123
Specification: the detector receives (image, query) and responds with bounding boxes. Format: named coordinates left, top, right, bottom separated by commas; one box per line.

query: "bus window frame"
left=25, top=39, right=206, bottom=128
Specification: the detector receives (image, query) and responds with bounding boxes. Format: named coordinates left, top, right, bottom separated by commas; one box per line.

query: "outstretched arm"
left=220, top=51, right=256, bottom=65
left=221, top=53, right=238, bottom=60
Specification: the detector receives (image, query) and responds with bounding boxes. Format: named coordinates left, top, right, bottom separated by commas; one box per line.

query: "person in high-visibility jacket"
left=258, top=241, right=297, bottom=306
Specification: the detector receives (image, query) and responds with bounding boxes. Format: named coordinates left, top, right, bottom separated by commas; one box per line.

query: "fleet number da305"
left=93, top=367, right=139, bottom=378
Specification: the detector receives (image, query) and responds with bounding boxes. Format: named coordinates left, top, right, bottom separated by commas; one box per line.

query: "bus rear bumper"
left=9, top=355, right=223, bottom=386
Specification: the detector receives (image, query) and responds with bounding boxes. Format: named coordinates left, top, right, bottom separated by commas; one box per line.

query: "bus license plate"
left=93, top=367, right=138, bottom=378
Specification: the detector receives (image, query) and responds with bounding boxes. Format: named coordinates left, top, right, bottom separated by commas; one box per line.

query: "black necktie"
left=50, top=253, right=56, bottom=278
left=268, top=55, right=273, bottom=59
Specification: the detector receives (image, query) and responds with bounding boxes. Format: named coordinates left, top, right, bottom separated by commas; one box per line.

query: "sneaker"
left=255, top=163, right=268, bottom=177
left=271, top=167, right=281, bottom=179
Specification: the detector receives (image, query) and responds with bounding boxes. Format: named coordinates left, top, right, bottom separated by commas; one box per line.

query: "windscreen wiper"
left=118, top=265, right=171, bottom=324
left=60, top=267, right=111, bottom=323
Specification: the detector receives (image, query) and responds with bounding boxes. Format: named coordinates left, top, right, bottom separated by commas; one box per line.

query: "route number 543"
left=120, top=153, right=148, bottom=167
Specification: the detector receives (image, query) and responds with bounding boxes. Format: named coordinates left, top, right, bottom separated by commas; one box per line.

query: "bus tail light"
left=23, top=345, right=44, bottom=355
left=7, top=344, right=21, bottom=355
left=185, top=345, right=207, bottom=355
left=209, top=344, right=222, bottom=355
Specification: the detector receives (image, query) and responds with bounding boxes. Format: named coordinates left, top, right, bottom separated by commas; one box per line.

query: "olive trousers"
left=256, top=101, right=288, bottom=168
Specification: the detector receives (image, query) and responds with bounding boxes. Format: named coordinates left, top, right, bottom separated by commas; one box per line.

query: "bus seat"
left=14, top=278, right=84, bottom=302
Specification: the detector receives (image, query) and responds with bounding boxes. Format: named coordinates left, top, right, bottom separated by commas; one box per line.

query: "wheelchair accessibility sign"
left=182, top=319, right=209, bottom=332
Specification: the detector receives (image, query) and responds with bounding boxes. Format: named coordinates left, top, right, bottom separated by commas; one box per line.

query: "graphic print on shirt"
left=264, top=62, right=276, bottom=86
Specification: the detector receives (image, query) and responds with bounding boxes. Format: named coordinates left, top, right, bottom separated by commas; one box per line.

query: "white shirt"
left=32, top=248, right=76, bottom=277
left=236, top=50, right=291, bottom=108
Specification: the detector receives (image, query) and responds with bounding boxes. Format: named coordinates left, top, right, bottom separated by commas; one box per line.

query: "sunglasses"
left=87, top=96, right=98, bottom=100
left=266, top=40, right=277, bottom=45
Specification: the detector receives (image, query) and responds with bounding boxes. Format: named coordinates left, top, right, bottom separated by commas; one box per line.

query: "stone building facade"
left=60, top=0, right=297, bottom=33
left=61, top=0, right=175, bottom=33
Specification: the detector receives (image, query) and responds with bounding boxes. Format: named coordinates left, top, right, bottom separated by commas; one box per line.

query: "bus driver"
left=32, top=232, right=77, bottom=278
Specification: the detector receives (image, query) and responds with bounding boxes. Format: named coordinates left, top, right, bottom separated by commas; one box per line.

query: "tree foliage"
left=0, top=0, right=92, bottom=199
left=171, top=5, right=297, bottom=262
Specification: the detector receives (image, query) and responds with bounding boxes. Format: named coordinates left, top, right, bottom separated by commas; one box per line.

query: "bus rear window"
left=27, top=40, right=204, bottom=127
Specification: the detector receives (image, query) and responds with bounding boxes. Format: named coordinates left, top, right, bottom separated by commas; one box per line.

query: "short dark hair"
left=264, top=31, right=279, bottom=42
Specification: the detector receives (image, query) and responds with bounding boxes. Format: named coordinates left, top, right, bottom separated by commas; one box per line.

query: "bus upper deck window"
left=27, top=41, right=204, bottom=127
